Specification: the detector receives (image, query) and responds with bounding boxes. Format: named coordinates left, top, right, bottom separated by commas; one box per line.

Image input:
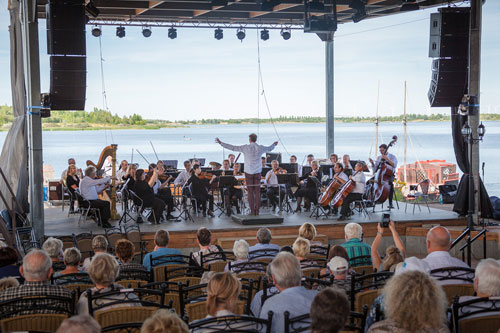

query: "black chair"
left=128, top=189, right=157, bottom=224
left=72, top=232, right=93, bottom=259
left=452, top=296, right=500, bottom=333
left=260, top=278, right=280, bottom=307
left=123, top=224, right=147, bottom=262
left=348, top=254, right=372, bottom=268
left=51, top=272, right=92, bottom=285
left=248, top=248, right=279, bottom=261
left=350, top=271, right=394, bottom=312
left=199, top=249, right=228, bottom=266
left=52, top=261, right=66, bottom=272
left=15, top=227, right=40, bottom=254
left=344, top=306, right=369, bottom=333
left=284, top=311, right=310, bottom=333
left=150, top=254, right=194, bottom=281
left=228, top=260, right=267, bottom=274
left=0, top=292, right=75, bottom=321
left=74, top=190, right=101, bottom=227
left=104, top=226, right=123, bottom=251
left=188, top=312, right=274, bottom=333
left=309, top=244, right=330, bottom=259
left=101, top=322, right=142, bottom=333
left=301, top=275, right=334, bottom=290
left=429, top=266, right=475, bottom=283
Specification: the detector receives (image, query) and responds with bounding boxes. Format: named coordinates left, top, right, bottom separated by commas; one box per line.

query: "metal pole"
left=468, top=0, right=482, bottom=225
left=467, top=132, right=473, bottom=266
left=21, top=0, right=44, bottom=241
left=325, top=34, right=334, bottom=156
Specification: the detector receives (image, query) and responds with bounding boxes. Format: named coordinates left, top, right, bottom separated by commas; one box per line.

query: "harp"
left=86, top=144, right=120, bottom=220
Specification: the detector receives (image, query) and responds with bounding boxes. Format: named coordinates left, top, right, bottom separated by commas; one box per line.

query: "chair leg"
left=424, top=196, right=431, bottom=213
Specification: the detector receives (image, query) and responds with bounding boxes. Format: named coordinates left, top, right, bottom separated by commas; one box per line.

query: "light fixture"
left=142, top=27, right=152, bottom=38
left=236, top=28, right=246, bottom=41
left=85, top=1, right=100, bottom=17
left=116, top=26, right=125, bottom=38
left=91, top=26, right=101, bottom=37
left=280, top=28, right=291, bottom=40
left=214, top=28, right=223, bottom=40
left=349, top=0, right=367, bottom=23
left=260, top=29, right=269, bottom=41
left=461, top=122, right=472, bottom=137
left=478, top=122, right=486, bottom=139
left=459, top=95, right=469, bottom=116
left=168, top=27, right=177, bottom=39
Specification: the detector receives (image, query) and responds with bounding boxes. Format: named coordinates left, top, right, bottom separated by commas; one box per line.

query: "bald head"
left=426, top=226, right=451, bottom=253
left=21, top=249, right=53, bottom=281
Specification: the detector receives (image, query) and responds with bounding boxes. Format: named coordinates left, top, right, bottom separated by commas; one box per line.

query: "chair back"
left=430, top=266, right=475, bottom=283
left=52, top=272, right=92, bottom=285
left=248, top=248, right=279, bottom=261
left=187, top=311, right=271, bottom=332
left=351, top=265, right=374, bottom=275
left=350, top=271, right=393, bottom=312
left=116, top=280, right=149, bottom=289
left=301, top=268, right=321, bottom=279
left=441, top=284, right=475, bottom=305
left=0, top=292, right=75, bottom=321
left=124, top=224, right=146, bottom=260
left=309, top=244, right=330, bottom=259
left=87, top=287, right=164, bottom=315
left=341, top=305, right=369, bottom=333
left=237, top=272, right=265, bottom=291
left=95, top=306, right=158, bottom=331
left=73, top=232, right=94, bottom=258
left=200, top=250, right=228, bottom=266
left=460, top=314, right=500, bottom=333
left=452, top=296, right=500, bottom=332
left=348, top=255, right=372, bottom=268
left=354, top=289, right=379, bottom=313
left=101, top=322, right=142, bottom=333
left=229, top=260, right=267, bottom=275
left=284, top=311, right=310, bottom=333
left=0, top=313, right=67, bottom=333
left=205, top=261, right=228, bottom=272
left=419, top=179, right=431, bottom=195
left=105, top=227, right=124, bottom=249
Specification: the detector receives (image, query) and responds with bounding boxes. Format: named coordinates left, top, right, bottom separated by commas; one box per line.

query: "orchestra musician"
left=290, top=155, right=302, bottom=177
left=174, top=160, right=192, bottom=186
left=210, top=162, right=222, bottom=171
left=134, top=168, right=166, bottom=224
left=305, top=154, right=314, bottom=167
left=261, top=156, right=267, bottom=168
left=228, top=162, right=244, bottom=214
left=329, top=162, right=348, bottom=215
left=216, top=133, right=278, bottom=216
left=122, top=163, right=137, bottom=191
left=186, top=164, right=216, bottom=217
left=369, top=144, right=398, bottom=209
left=222, top=159, right=231, bottom=174
left=228, top=154, right=236, bottom=168
left=66, top=164, right=80, bottom=213
left=116, top=160, right=129, bottom=181
left=338, top=161, right=366, bottom=221
left=329, top=154, right=339, bottom=165
left=343, top=154, right=352, bottom=176
left=295, top=160, right=322, bottom=212
left=79, top=166, right=112, bottom=228
left=150, top=163, right=176, bottom=220
left=265, top=160, right=286, bottom=212
left=60, top=157, right=82, bottom=186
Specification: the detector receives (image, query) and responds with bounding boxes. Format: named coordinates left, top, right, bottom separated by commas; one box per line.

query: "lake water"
left=1, top=121, right=499, bottom=196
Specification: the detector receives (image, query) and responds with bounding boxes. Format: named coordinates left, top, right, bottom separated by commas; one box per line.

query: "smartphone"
left=382, top=213, right=390, bottom=228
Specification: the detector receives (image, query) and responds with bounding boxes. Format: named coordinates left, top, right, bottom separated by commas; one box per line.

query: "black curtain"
left=451, top=107, right=494, bottom=218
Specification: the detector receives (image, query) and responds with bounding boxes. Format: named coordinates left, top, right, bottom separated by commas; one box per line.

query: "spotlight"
left=116, top=26, right=125, bottom=38
left=236, top=28, right=246, bottom=41
left=349, top=0, right=367, bottom=23
left=214, top=28, right=223, bottom=40
left=260, top=29, right=269, bottom=41
left=168, top=27, right=177, bottom=39
left=142, top=27, right=152, bottom=38
left=91, top=26, right=101, bottom=37
left=280, top=28, right=291, bottom=40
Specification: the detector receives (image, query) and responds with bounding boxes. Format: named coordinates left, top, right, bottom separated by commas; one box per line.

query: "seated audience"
left=299, top=222, right=322, bottom=246
left=114, top=239, right=149, bottom=280
left=310, top=286, right=350, bottom=333
left=206, top=272, right=241, bottom=318
left=248, top=227, right=280, bottom=259
left=225, top=239, right=253, bottom=273
left=82, top=235, right=109, bottom=271
left=191, top=227, right=224, bottom=266
left=0, top=250, right=72, bottom=317
left=53, top=247, right=87, bottom=284
left=321, top=245, right=350, bottom=276
left=367, top=270, right=448, bottom=332
left=321, top=256, right=351, bottom=294
left=56, top=315, right=101, bottom=333
left=141, top=309, right=188, bottom=333
left=259, top=252, right=318, bottom=332
left=134, top=168, right=166, bottom=223
left=0, top=277, right=19, bottom=291
left=250, top=265, right=279, bottom=317
left=293, top=237, right=314, bottom=268
left=77, top=253, right=139, bottom=315
left=79, top=166, right=112, bottom=228
left=371, top=220, right=405, bottom=272
left=341, top=222, right=372, bottom=267
left=42, top=237, right=64, bottom=270
left=143, top=230, right=182, bottom=271
left=0, top=246, right=21, bottom=280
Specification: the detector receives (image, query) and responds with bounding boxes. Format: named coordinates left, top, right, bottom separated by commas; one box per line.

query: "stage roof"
left=36, top=0, right=461, bottom=27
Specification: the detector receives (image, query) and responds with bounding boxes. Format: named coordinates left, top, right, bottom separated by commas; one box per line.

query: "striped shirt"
left=341, top=238, right=372, bottom=267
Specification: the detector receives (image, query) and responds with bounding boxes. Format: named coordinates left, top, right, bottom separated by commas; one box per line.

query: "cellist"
left=338, top=161, right=366, bottom=221
left=369, top=144, right=398, bottom=209
left=330, top=162, right=348, bottom=215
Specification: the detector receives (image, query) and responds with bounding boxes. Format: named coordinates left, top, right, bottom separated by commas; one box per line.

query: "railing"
left=450, top=227, right=488, bottom=266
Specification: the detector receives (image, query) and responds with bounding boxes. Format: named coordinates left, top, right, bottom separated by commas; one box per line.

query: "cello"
left=370, top=136, right=398, bottom=204
left=331, top=169, right=362, bottom=208
left=318, top=176, right=346, bottom=208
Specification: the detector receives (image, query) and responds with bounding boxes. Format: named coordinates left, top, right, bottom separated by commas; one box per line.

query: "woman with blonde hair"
left=206, top=272, right=241, bottom=317
left=298, top=223, right=322, bottom=246
left=141, top=309, right=188, bottom=333
left=293, top=237, right=317, bottom=269
left=368, top=270, right=448, bottom=332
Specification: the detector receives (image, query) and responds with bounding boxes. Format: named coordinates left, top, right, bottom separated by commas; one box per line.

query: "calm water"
left=1, top=121, right=499, bottom=196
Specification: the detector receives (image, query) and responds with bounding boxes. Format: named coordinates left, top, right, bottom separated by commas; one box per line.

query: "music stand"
left=302, top=166, right=312, bottom=176
left=266, top=152, right=282, bottom=163
left=280, top=163, right=298, bottom=174
left=261, top=167, right=272, bottom=177
left=277, top=173, right=299, bottom=213
left=218, top=176, right=238, bottom=216
left=162, top=160, right=178, bottom=170
left=320, top=165, right=333, bottom=177
left=189, top=158, right=206, bottom=166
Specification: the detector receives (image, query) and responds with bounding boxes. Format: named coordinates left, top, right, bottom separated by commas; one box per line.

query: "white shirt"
left=351, top=172, right=366, bottom=194
left=423, top=251, right=471, bottom=285
left=219, top=141, right=275, bottom=175
left=375, top=153, right=398, bottom=170
left=174, top=169, right=190, bottom=185
left=116, top=168, right=127, bottom=181
left=79, top=176, right=110, bottom=200
left=265, top=170, right=278, bottom=186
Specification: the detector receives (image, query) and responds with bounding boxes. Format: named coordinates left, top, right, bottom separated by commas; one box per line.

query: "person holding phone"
left=371, top=219, right=406, bottom=272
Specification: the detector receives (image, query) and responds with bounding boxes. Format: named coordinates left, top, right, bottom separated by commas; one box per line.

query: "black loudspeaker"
left=428, top=58, right=468, bottom=107
left=46, top=0, right=86, bottom=56
left=50, top=55, right=86, bottom=110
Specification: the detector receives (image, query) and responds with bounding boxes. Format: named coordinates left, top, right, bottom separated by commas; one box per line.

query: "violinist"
left=222, top=160, right=231, bottom=173
left=174, top=160, right=192, bottom=186
left=329, top=154, right=339, bottom=165
left=123, top=163, right=137, bottom=191
left=343, top=155, right=352, bottom=176
left=295, top=160, right=322, bottom=212
left=369, top=144, right=398, bottom=209
left=79, top=166, right=112, bottom=228
left=186, top=164, right=216, bottom=217
left=338, top=161, right=366, bottom=221
left=228, top=162, right=244, bottom=214
left=116, top=160, right=129, bottom=181
left=151, top=163, right=176, bottom=220
left=265, top=160, right=286, bottom=212
left=228, top=154, right=236, bottom=168
left=135, top=168, right=166, bottom=224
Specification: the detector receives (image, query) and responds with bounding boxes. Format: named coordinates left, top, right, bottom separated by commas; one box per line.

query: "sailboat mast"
left=375, top=80, right=380, bottom=160
left=403, top=81, right=407, bottom=184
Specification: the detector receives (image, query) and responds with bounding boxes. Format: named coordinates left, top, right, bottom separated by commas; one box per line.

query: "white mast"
left=403, top=81, right=407, bottom=184
left=375, top=80, right=380, bottom=161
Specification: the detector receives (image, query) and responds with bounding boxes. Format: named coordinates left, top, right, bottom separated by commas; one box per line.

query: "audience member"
left=341, top=222, right=372, bottom=267
left=321, top=245, right=350, bottom=276
left=299, top=223, right=322, bottom=246
left=207, top=272, right=241, bottom=317
left=143, top=230, right=182, bottom=271
left=0, top=277, right=19, bottom=291
left=0, top=246, right=21, bottom=280
left=191, top=227, right=224, bottom=266
left=42, top=237, right=64, bottom=269
left=310, top=286, right=350, bottom=333
left=0, top=250, right=72, bottom=317
left=250, top=265, right=279, bottom=317
left=56, top=315, right=101, bottom=333
left=368, top=270, right=448, bottom=332
left=293, top=237, right=315, bottom=269
left=53, top=247, right=87, bottom=284
left=141, top=309, right=188, bottom=333
left=423, top=226, right=470, bottom=274
left=248, top=227, right=280, bottom=259
left=225, top=239, right=252, bottom=273
left=82, top=235, right=109, bottom=271
left=259, top=252, right=317, bottom=332
left=371, top=220, right=405, bottom=272
left=115, top=239, right=148, bottom=280
left=322, top=256, right=351, bottom=294
left=77, top=253, right=139, bottom=315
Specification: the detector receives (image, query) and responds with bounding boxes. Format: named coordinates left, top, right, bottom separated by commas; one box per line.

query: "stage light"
left=91, top=26, right=101, bottom=37
left=260, top=29, right=269, bottom=41
left=142, top=27, right=152, bottom=38
left=280, top=28, right=291, bottom=40
left=168, top=27, right=177, bottom=39
left=214, top=28, right=223, bottom=40
left=349, top=0, right=367, bottom=23
left=116, top=26, right=125, bottom=38
left=236, top=28, right=246, bottom=41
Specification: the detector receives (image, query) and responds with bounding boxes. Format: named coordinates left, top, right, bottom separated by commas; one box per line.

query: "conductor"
left=216, top=133, right=278, bottom=215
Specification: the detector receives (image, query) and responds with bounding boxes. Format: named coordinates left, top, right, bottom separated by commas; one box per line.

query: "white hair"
left=23, top=249, right=52, bottom=281
left=475, top=259, right=500, bottom=297
left=270, top=252, right=301, bottom=288
left=233, top=239, right=249, bottom=259
left=344, top=223, right=362, bottom=240
left=42, top=237, right=63, bottom=258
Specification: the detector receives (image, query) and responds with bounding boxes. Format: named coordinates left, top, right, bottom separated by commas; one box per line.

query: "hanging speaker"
left=428, top=7, right=469, bottom=59
left=46, top=0, right=86, bottom=56
left=50, top=55, right=86, bottom=110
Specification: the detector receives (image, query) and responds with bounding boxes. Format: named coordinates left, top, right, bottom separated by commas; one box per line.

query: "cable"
left=334, top=18, right=428, bottom=39
left=256, top=30, right=291, bottom=156
left=256, top=30, right=260, bottom=137
left=98, top=33, right=114, bottom=144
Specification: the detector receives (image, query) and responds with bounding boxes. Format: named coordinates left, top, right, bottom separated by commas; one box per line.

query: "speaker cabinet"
left=428, top=58, right=467, bottom=107
left=49, top=56, right=86, bottom=110
left=428, top=7, right=469, bottom=58
left=46, top=0, right=86, bottom=56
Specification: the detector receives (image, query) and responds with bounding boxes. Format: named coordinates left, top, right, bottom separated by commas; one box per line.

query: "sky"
left=0, top=1, right=499, bottom=121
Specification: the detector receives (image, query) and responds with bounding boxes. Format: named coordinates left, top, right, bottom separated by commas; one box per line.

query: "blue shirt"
left=219, top=141, right=275, bottom=175
left=142, top=247, right=183, bottom=271
left=248, top=243, right=280, bottom=259
left=259, top=286, right=317, bottom=333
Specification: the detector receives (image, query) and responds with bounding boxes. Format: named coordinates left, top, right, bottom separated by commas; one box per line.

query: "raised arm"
left=261, top=141, right=278, bottom=154
left=371, top=223, right=383, bottom=271
left=215, top=137, right=244, bottom=152
left=389, top=219, right=405, bottom=257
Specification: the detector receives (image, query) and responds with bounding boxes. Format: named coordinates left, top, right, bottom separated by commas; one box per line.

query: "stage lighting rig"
left=214, top=28, right=223, bottom=40
left=260, top=29, right=269, bottom=41
left=168, top=27, right=177, bottom=39
left=280, top=28, right=291, bottom=40
left=116, top=26, right=125, bottom=38
left=142, top=27, right=152, bottom=37
left=304, top=0, right=337, bottom=33
left=236, top=28, right=246, bottom=42
left=91, top=26, right=101, bottom=37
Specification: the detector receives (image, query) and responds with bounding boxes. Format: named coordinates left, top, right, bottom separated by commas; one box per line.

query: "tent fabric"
left=0, top=0, right=28, bottom=215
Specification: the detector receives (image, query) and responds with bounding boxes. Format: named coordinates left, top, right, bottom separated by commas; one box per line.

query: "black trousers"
left=157, top=188, right=174, bottom=213
left=388, top=178, right=395, bottom=206
left=266, top=186, right=284, bottom=208
left=145, top=197, right=166, bottom=222
left=195, top=194, right=214, bottom=213
left=89, top=199, right=111, bottom=224
left=295, top=186, right=318, bottom=204
left=340, top=192, right=363, bottom=217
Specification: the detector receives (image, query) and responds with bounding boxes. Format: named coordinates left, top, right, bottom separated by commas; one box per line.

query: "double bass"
left=370, top=136, right=398, bottom=204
